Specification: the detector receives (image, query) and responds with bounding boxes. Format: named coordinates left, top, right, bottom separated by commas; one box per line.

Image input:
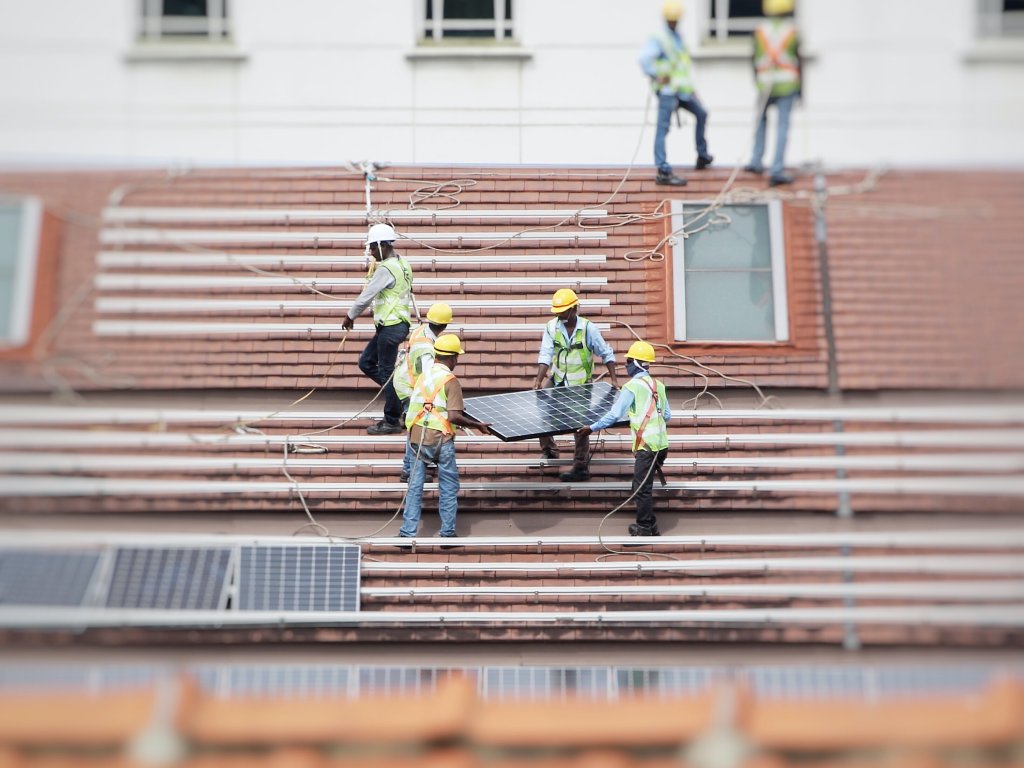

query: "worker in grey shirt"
left=342, top=223, right=413, bottom=435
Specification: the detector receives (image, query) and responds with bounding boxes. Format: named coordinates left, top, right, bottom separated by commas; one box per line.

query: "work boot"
left=559, top=466, right=590, bottom=482
left=541, top=447, right=559, bottom=460
left=743, top=164, right=765, bottom=175
left=399, top=470, right=409, bottom=483
left=768, top=173, right=794, bottom=187
left=655, top=171, right=688, bottom=186
left=695, top=154, right=714, bottom=170
left=628, top=523, right=661, bottom=537
left=367, top=419, right=403, bottom=436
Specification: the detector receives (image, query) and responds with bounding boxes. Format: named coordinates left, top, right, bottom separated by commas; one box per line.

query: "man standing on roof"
left=342, top=223, right=413, bottom=436
left=401, top=334, right=491, bottom=539
left=640, top=0, right=713, bottom=187
left=531, top=288, right=620, bottom=483
left=744, top=0, right=802, bottom=187
left=394, top=301, right=453, bottom=482
left=577, top=341, right=671, bottom=537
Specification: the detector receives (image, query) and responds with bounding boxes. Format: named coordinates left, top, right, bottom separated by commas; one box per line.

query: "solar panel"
left=237, top=545, right=360, bottom=612
left=463, top=382, right=627, bottom=441
left=105, top=547, right=231, bottom=610
left=0, top=549, right=100, bottom=607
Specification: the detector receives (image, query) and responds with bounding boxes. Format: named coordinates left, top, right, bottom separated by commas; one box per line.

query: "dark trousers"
left=358, top=321, right=409, bottom=425
left=633, top=448, right=668, bottom=530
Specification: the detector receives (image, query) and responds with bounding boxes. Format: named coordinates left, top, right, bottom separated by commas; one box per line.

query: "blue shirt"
left=537, top=317, right=616, bottom=367
left=590, top=371, right=672, bottom=432
left=639, top=24, right=692, bottom=98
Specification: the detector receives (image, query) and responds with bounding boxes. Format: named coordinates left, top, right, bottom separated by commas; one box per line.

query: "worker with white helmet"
left=578, top=340, right=671, bottom=537
left=342, top=223, right=414, bottom=435
left=401, top=334, right=492, bottom=539
left=394, top=301, right=453, bottom=482
left=639, top=0, right=714, bottom=186
left=531, top=288, right=620, bottom=483
left=744, top=0, right=802, bottom=186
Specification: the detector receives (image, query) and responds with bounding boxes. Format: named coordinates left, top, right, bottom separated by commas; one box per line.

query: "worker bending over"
left=394, top=302, right=453, bottom=482
left=342, top=223, right=413, bottom=436
left=401, top=334, right=491, bottom=539
left=532, top=289, right=619, bottom=482
left=578, top=341, right=671, bottom=537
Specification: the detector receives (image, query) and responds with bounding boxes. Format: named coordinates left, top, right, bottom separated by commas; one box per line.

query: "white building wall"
left=0, top=0, right=1021, bottom=169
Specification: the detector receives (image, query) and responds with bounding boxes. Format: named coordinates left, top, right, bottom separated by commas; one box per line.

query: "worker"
left=394, top=301, right=453, bottom=482
left=577, top=340, right=671, bottom=537
left=639, top=0, right=713, bottom=187
left=744, top=0, right=802, bottom=186
left=401, top=334, right=491, bottom=539
left=531, top=288, right=620, bottom=482
left=342, top=223, right=413, bottom=435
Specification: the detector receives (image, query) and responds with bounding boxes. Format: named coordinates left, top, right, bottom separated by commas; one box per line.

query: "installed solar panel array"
left=105, top=547, right=232, bottom=610
left=238, top=545, right=360, bottom=612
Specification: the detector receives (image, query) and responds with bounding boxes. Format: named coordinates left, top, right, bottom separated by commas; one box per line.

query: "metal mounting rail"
left=99, top=229, right=608, bottom=245
left=0, top=605, right=1021, bottom=630
left=3, top=476, right=1022, bottom=497
left=97, top=251, right=609, bottom=268
left=101, top=207, right=609, bottom=223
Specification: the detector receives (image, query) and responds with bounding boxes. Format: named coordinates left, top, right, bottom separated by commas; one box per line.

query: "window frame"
left=0, top=196, right=43, bottom=351
left=978, top=0, right=1024, bottom=37
left=421, top=0, right=515, bottom=43
left=669, top=198, right=790, bottom=344
left=706, top=0, right=767, bottom=42
left=138, top=0, right=231, bottom=42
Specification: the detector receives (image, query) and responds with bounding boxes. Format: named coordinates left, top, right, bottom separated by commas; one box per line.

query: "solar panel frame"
left=0, top=549, right=102, bottom=607
left=103, top=547, right=232, bottom=610
left=463, top=382, right=627, bottom=442
left=236, top=544, right=361, bottom=613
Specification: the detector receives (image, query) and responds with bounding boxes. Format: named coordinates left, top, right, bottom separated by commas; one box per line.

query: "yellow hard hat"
left=426, top=302, right=453, bottom=325
left=763, top=0, right=794, bottom=15
left=433, top=333, right=464, bottom=356
left=627, top=340, right=656, bottom=364
left=550, top=288, right=580, bottom=314
left=662, top=0, right=684, bottom=21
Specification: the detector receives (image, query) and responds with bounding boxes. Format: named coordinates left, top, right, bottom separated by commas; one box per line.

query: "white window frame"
left=978, top=0, right=1024, bottom=36
left=670, top=199, right=789, bottom=343
left=422, top=0, right=515, bottom=42
left=707, top=0, right=766, bottom=42
left=139, top=0, right=230, bottom=42
left=0, top=197, right=42, bottom=350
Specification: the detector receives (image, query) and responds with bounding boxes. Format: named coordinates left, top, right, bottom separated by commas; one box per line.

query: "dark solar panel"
left=0, top=549, right=100, bottom=607
left=237, top=545, right=360, bottom=612
left=463, top=382, right=626, bottom=441
left=105, top=547, right=231, bottom=610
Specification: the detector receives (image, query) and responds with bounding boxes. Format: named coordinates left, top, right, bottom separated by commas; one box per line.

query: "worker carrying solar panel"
left=342, top=223, right=413, bottom=436
left=578, top=341, right=671, bottom=537
left=531, top=288, right=620, bottom=483
left=402, top=334, right=492, bottom=539
left=394, top=301, right=454, bottom=482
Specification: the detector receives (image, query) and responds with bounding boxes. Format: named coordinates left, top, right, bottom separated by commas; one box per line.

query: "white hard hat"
left=366, top=223, right=397, bottom=245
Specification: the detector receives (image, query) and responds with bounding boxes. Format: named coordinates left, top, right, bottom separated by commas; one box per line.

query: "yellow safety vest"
left=754, top=19, right=800, bottom=97
left=372, top=255, right=413, bottom=327
left=653, top=28, right=695, bottom=96
left=405, top=363, right=455, bottom=437
left=394, top=324, right=435, bottom=401
left=548, top=317, right=594, bottom=387
left=623, top=375, right=669, bottom=452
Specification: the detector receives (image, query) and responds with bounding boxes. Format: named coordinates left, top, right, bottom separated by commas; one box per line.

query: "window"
left=708, top=0, right=765, bottom=41
left=0, top=198, right=42, bottom=350
left=669, top=200, right=789, bottom=343
left=423, top=0, right=514, bottom=41
left=138, top=0, right=230, bottom=41
left=978, top=0, right=1024, bottom=36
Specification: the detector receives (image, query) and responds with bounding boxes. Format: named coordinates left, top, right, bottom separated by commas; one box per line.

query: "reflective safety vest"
left=653, top=28, right=694, bottom=96
left=405, top=362, right=455, bottom=438
left=393, top=324, right=436, bottom=401
left=548, top=317, right=594, bottom=387
left=372, top=255, right=413, bottom=327
left=754, top=19, right=800, bottom=97
left=623, top=374, right=669, bottom=453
